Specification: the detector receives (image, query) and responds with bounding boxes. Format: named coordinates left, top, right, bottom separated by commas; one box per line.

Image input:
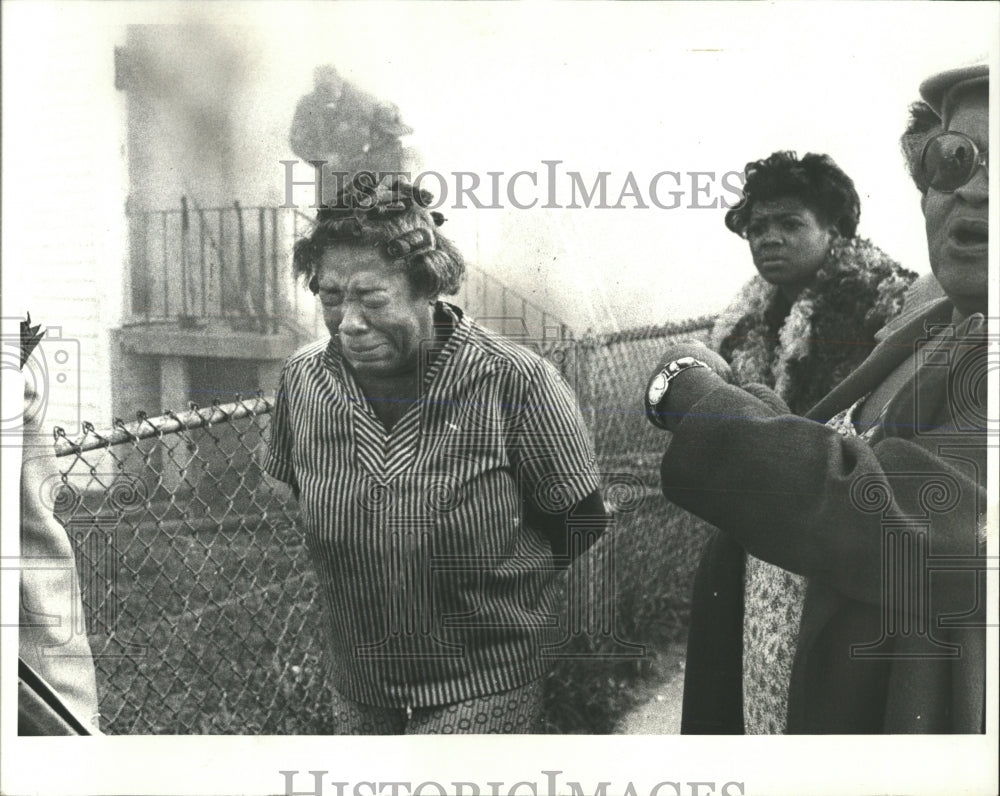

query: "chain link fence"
left=52, top=398, right=340, bottom=733
left=579, top=316, right=715, bottom=478
left=52, top=317, right=716, bottom=734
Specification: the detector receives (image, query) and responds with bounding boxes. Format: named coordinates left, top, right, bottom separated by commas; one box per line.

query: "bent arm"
left=659, top=370, right=985, bottom=613
left=525, top=488, right=611, bottom=567
left=509, top=358, right=605, bottom=567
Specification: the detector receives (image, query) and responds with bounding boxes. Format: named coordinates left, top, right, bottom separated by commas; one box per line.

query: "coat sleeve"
left=19, top=388, right=101, bottom=732
left=659, top=373, right=985, bottom=616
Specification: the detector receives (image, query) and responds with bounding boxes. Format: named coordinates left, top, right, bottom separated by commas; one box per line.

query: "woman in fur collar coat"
left=653, top=71, right=988, bottom=736
left=710, top=151, right=916, bottom=415
left=675, top=150, right=916, bottom=734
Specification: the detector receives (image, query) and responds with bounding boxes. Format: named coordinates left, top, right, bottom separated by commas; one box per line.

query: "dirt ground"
left=614, top=641, right=686, bottom=734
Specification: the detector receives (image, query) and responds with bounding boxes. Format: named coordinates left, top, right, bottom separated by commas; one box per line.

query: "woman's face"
left=316, top=245, right=434, bottom=379
left=921, top=93, right=989, bottom=318
left=746, top=197, right=836, bottom=293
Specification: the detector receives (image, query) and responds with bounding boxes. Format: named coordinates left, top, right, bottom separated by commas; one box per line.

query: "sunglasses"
left=920, top=131, right=988, bottom=193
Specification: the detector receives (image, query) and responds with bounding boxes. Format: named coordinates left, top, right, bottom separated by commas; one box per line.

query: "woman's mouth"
left=947, top=218, right=988, bottom=249
left=344, top=342, right=386, bottom=359
left=756, top=253, right=785, bottom=266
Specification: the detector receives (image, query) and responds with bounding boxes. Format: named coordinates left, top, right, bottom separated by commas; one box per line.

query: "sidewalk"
left=614, top=641, right=686, bottom=734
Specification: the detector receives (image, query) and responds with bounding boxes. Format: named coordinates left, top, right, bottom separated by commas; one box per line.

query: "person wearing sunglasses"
left=919, top=85, right=989, bottom=321
left=645, top=63, right=988, bottom=734
left=887, top=102, right=948, bottom=316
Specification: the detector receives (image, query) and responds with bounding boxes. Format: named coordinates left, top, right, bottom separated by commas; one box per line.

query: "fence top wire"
left=50, top=314, right=716, bottom=458
left=590, top=314, right=716, bottom=347
left=53, top=396, right=273, bottom=457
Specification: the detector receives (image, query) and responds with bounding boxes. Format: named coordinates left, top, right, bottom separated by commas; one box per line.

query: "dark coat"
left=665, top=298, right=987, bottom=734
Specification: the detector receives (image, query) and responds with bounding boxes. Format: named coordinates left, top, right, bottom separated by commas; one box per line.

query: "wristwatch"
left=645, top=356, right=710, bottom=428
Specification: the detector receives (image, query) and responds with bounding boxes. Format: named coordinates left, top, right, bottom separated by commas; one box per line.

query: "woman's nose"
left=339, top=302, right=369, bottom=335
left=755, top=228, right=782, bottom=246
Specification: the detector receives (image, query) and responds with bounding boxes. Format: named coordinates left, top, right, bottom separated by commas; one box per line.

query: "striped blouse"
left=264, top=302, right=600, bottom=708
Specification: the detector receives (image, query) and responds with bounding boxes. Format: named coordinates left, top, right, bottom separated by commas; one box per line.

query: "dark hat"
left=919, top=63, right=989, bottom=124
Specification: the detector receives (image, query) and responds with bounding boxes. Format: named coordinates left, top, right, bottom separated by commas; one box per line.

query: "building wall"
left=2, top=19, right=128, bottom=440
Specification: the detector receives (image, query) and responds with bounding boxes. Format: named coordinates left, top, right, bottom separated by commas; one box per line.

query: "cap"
left=314, top=64, right=341, bottom=86
left=919, top=64, right=989, bottom=124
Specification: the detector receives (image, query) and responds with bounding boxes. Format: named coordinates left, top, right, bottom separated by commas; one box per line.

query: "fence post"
left=158, top=357, right=191, bottom=492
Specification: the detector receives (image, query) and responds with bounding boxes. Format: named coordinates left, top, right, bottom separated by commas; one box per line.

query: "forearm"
left=660, top=382, right=985, bottom=611
left=526, top=489, right=611, bottom=567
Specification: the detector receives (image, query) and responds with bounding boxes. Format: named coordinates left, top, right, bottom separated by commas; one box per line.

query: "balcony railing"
left=458, top=263, right=573, bottom=343
left=127, top=200, right=310, bottom=336
left=127, top=200, right=572, bottom=343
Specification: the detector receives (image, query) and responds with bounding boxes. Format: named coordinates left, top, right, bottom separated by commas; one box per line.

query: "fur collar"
left=711, top=237, right=917, bottom=415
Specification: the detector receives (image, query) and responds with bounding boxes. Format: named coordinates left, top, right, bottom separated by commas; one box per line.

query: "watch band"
left=645, top=356, right=710, bottom=428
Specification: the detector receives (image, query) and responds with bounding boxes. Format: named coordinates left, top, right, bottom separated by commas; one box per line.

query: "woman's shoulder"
left=811, top=237, right=918, bottom=326
left=278, top=338, right=334, bottom=385
left=459, top=317, right=548, bottom=380
left=287, top=337, right=330, bottom=363
left=709, top=275, right=777, bottom=351
left=816, top=237, right=916, bottom=293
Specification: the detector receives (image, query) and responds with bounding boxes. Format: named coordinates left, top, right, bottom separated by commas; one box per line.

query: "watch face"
left=647, top=371, right=668, bottom=407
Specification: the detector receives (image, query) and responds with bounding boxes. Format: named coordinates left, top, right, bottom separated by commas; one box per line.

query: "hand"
left=652, top=340, right=733, bottom=385
left=742, top=382, right=791, bottom=415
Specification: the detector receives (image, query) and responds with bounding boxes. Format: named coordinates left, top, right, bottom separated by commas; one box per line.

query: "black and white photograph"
left=1, top=2, right=997, bottom=794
